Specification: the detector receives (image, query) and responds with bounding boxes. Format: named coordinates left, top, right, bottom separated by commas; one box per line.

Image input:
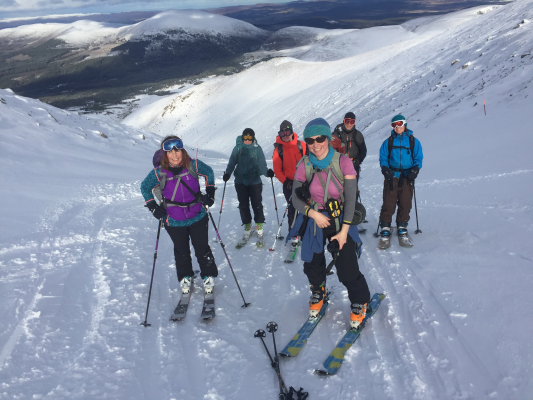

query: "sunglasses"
left=278, top=128, right=292, bottom=137
left=391, top=120, right=406, bottom=128
left=344, top=118, right=355, bottom=124
left=242, top=135, right=254, bottom=141
left=304, top=135, right=328, bottom=145
left=162, top=138, right=184, bottom=152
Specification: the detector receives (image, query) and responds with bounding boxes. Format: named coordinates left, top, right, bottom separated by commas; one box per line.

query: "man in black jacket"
left=331, top=112, right=367, bottom=183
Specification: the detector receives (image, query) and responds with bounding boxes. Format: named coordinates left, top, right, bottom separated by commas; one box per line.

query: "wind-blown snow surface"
left=1, top=2, right=533, bottom=400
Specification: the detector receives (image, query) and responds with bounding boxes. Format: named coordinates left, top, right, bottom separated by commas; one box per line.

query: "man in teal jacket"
left=378, top=114, right=423, bottom=241
left=223, top=128, right=274, bottom=244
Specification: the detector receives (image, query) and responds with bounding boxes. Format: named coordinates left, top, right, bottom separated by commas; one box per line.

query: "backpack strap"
left=160, top=167, right=202, bottom=209
left=274, top=143, right=283, bottom=162
left=388, top=134, right=416, bottom=164
left=303, top=152, right=345, bottom=233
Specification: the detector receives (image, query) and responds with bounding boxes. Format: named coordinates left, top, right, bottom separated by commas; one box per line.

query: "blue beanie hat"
left=391, top=114, right=406, bottom=123
left=303, top=118, right=332, bottom=140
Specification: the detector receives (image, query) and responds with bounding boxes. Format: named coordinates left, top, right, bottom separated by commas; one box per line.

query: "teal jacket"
left=140, top=158, right=215, bottom=227
left=225, top=137, right=268, bottom=186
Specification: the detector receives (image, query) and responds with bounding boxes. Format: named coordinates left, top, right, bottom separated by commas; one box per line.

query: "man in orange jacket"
left=273, top=120, right=307, bottom=242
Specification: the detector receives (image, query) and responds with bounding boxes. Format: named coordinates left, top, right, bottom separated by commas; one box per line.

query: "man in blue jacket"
left=378, top=115, right=423, bottom=246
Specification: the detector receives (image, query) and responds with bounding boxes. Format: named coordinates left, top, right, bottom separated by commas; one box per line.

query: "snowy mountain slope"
left=1, top=2, right=533, bottom=400
left=249, top=5, right=500, bottom=62
left=0, top=88, right=160, bottom=242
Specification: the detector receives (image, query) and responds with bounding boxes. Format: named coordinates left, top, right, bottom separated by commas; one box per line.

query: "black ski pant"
left=283, top=181, right=296, bottom=235
left=303, top=223, right=370, bottom=305
left=379, top=177, right=414, bottom=225
left=165, top=215, right=218, bottom=282
left=235, top=183, right=265, bottom=225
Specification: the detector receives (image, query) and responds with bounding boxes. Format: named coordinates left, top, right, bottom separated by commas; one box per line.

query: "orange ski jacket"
left=272, top=133, right=307, bottom=184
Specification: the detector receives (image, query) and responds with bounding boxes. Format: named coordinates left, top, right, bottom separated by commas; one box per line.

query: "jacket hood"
left=275, top=132, right=300, bottom=145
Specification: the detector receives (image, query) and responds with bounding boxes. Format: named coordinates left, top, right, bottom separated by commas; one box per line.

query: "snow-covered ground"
left=1, top=0, right=533, bottom=399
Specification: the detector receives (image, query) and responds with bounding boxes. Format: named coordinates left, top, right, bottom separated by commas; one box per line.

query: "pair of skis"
left=170, top=279, right=215, bottom=322
left=235, top=232, right=264, bottom=249
left=279, top=293, right=386, bottom=375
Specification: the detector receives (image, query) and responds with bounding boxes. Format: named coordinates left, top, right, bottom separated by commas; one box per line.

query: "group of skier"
left=140, top=112, right=423, bottom=328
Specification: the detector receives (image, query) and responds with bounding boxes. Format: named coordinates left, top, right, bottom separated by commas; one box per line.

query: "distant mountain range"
left=0, top=10, right=268, bottom=111
left=0, top=0, right=508, bottom=111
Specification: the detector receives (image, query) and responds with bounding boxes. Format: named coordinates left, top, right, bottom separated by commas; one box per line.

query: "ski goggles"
left=278, top=128, right=292, bottom=137
left=343, top=118, right=355, bottom=125
left=304, top=135, right=328, bottom=145
left=391, top=120, right=406, bottom=128
left=242, top=135, right=254, bottom=141
left=162, top=138, right=184, bottom=152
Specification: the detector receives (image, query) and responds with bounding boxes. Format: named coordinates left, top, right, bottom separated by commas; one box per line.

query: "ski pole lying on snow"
left=141, top=218, right=163, bottom=327
left=217, top=182, right=227, bottom=230
left=205, top=206, right=251, bottom=308
left=269, top=197, right=291, bottom=251
left=255, top=325, right=309, bottom=400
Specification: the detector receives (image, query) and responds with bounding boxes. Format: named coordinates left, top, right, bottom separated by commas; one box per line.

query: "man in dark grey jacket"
left=331, top=112, right=367, bottom=183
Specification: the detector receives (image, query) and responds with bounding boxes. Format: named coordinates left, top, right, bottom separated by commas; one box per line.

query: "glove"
left=147, top=201, right=166, bottom=220
left=283, top=178, right=293, bottom=192
left=406, top=165, right=420, bottom=180
left=223, top=173, right=230, bottom=182
left=202, top=186, right=216, bottom=208
left=381, top=166, right=394, bottom=180
left=267, top=169, right=275, bottom=178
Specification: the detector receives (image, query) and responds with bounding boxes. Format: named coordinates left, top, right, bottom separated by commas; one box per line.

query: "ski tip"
left=268, top=248, right=275, bottom=251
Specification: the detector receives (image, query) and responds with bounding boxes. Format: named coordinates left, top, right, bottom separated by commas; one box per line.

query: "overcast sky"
left=0, top=0, right=296, bottom=19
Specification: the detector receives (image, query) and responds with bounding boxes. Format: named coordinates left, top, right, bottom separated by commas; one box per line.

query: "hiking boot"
left=291, top=236, right=299, bottom=247
left=380, top=226, right=391, bottom=238
left=309, top=282, right=326, bottom=318
left=256, top=223, right=264, bottom=241
left=242, top=223, right=254, bottom=241
left=397, top=222, right=408, bottom=237
left=203, top=276, right=215, bottom=294
left=350, top=302, right=371, bottom=329
left=180, top=276, right=193, bottom=295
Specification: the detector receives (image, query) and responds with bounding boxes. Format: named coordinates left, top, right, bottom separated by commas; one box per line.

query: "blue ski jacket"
left=379, top=129, right=423, bottom=179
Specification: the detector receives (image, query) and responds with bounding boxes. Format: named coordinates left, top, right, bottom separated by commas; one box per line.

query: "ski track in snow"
left=2, top=1, right=533, bottom=398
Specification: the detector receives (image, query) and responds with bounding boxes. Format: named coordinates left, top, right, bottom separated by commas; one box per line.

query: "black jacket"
left=331, top=124, right=367, bottom=167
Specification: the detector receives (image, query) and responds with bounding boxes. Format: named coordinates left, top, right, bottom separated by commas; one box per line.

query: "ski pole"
left=205, top=206, right=251, bottom=308
left=270, top=178, right=281, bottom=229
left=140, top=218, right=163, bottom=327
left=217, top=182, right=227, bottom=230
left=254, top=329, right=288, bottom=398
left=269, top=197, right=290, bottom=251
left=266, top=322, right=289, bottom=396
left=357, top=191, right=368, bottom=223
left=325, top=240, right=339, bottom=276
left=412, top=182, right=422, bottom=234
